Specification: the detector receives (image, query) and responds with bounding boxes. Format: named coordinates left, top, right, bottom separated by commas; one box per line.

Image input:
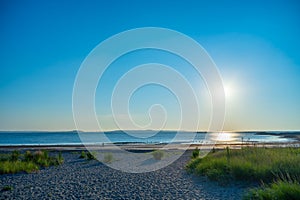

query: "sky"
left=0, top=0, right=299, bottom=131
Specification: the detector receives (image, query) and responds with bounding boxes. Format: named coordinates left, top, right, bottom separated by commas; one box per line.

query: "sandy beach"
left=1, top=136, right=299, bottom=199
left=0, top=149, right=253, bottom=200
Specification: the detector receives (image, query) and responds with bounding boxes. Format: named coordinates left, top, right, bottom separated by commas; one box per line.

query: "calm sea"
left=0, top=131, right=295, bottom=146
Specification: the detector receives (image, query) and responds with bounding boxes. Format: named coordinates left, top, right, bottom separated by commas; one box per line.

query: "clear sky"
left=0, top=0, right=299, bottom=131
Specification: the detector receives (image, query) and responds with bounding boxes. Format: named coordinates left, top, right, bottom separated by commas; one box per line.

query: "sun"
left=224, top=83, right=235, bottom=99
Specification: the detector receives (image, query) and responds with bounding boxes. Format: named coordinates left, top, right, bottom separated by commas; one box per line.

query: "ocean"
left=0, top=131, right=296, bottom=146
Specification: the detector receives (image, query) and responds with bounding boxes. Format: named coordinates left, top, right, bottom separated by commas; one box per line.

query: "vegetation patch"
left=79, top=151, right=86, bottom=159
left=187, top=147, right=300, bottom=199
left=2, top=185, right=13, bottom=191
left=191, top=147, right=200, bottom=159
left=187, top=147, right=300, bottom=183
left=0, top=150, right=64, bottom=174
left=152, top=150, right=164, bottom=160
left=244, top=180, right=300, bottom=200
left=86, top=151, right=96, bottom=160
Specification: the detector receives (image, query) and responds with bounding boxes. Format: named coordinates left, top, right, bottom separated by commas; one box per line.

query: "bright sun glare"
left=224, top=83, right=235, bottom=99
left=216, top=132, right=236, bottom=141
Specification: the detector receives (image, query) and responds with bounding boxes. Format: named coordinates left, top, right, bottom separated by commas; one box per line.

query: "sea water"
left=0, top=131, right=295, bottom=146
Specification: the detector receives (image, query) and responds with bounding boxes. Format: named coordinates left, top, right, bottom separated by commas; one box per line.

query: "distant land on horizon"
left=0, top=130, right=300, bottom=134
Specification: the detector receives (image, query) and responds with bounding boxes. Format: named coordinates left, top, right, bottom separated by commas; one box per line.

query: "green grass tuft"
left=11, top=150, right=20, bottom=161
left=244, top=180, right=300, bottom=200
left=0, top=150, right=64, bottom=174
left=2, top=185, right=13, bottom=191
left=0, top=160, right=39, bottom=174
left=79, top=151, right=86, bottom=159
left=192, top=147, right=199, bottom=159
left=186, top=147, right=300, bottom=183
left=56, top=152, right=64, bottom=165
left=86, top=151, right=96, bottom=160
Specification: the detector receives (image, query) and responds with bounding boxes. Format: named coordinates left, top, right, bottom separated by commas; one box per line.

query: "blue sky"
left=0, top=0, right=299, bottom=131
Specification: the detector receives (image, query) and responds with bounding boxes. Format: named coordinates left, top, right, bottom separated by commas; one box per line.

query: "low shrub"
left=192, top=147, right=199, bottom=159
left=79, top=151, right=86, bottom=159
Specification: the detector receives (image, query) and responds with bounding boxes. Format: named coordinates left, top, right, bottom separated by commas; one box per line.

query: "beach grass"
left=191, top=147, right=199, bottom=159
left=0, top=150, right=64, bottom=174
left=244, top=180, right=300, bottom=200
left=187, top=147, right=300, bottom=183
left=187, top=147, right=300, bottom=199
left=0, top=160, right=39, bottom=174
left=86, top=151, right=96, bottom=160
left=79, top=151, right=86, bottom=159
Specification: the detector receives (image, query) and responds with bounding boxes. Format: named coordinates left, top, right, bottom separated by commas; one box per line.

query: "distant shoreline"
left=254, top=131, right=300, bottom=141
left=1, top=130, right=300, bottom=133
left=0, top=141, right=299, bottom=151
left=1, top=131, right=299, bottom=150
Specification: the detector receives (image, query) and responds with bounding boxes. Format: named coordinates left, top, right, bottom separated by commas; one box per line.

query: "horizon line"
left=0, top=129, right=300, bottom=133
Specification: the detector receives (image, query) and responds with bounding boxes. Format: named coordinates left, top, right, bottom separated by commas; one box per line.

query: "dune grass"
left=86, top=151, right=97, bottom=160
left=0, top=160, right=39, bottom=174
left=0, top=150, right=64, bottom=174
left=187, top=147, right=300, bottom=183
left=79, top=151, right=86, bottom=159
left=187, top=147, right=300, bottom=199
left=191, top=147, right=200, bottom=159
left=244, top=180, right=300, bottom=200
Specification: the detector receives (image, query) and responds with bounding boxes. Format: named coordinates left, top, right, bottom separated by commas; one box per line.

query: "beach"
left=1, top=134, right=299, bottom=199
left=0, top=149, right=251, bottom=200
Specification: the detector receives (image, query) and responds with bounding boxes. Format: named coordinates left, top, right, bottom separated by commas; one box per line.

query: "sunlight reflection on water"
left=212, top=132, right=239, bottom=142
